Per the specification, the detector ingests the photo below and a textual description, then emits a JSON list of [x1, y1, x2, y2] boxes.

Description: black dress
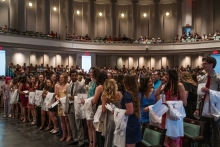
[[183, 82, 198, 119]]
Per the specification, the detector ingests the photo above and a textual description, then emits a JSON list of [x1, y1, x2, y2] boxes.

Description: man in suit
[[66, 70, 86, 147]]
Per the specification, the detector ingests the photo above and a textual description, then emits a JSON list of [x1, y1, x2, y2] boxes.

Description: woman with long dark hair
[[18, 76, 30, 122], [139, 76, 157, 123], [155, 69, 186, 147], [121, 74, 141, 147]]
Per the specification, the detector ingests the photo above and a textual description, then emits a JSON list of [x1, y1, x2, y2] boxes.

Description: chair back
[[184, 118, 204, 138], [141, 124, 166, 146]]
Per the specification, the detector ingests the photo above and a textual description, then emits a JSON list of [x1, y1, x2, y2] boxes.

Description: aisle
[[0, 108, 73, 147]]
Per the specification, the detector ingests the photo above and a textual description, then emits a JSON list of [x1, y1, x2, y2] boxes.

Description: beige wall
[[1, 0, 220, 42]]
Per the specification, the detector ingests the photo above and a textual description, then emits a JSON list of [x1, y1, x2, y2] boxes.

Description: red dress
[[19, 84, 29, 107], [161, 90, 182, 147]]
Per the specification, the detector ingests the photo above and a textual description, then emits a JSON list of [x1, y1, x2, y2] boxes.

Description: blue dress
[[139, 90, 157, 123], [121, 91, 142, 144]]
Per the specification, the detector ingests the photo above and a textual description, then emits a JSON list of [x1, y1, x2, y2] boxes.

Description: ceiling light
[[99, 12, 102, 16], [77, 10, 80, 14], [166, 12, 169, 16], [29, 2, 33, 7], [121, 13, 124, 17], [53, 7, 57, 11], [143, 13, 147, 17]]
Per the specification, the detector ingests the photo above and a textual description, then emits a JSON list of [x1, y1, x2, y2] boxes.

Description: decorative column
[[67, 0, 73, 34], [18, 0, 26, 32], [201, 0, 208, 35], [132, 0, 139, 39], [44, 0, 50, 34], [89, 0, 95, 39], [153, 0, 160, 39], [111, 0, 117, 36], [177, 0, 183, 36]]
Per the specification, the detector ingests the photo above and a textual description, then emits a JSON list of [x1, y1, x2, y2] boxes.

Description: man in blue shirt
[[152, 70, 161, 89]]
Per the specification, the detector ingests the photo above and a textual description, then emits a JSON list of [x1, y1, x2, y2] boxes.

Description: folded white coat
[[149, 105, 161, 127], [209, 90, 220, 121], [113, 108, 128, 147], [165, 101, 185, 138], [34, 90, 43, 106], [9, 89, 19, 104], [82, 97, 94, 120], [28, 92, 36, 105], [45, 92, 54, 108]]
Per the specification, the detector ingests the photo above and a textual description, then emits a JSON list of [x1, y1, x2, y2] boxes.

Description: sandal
[[66, 136, 72, 142], [31, 121, 36, 125], [38, 126, 44, 130], [60, 136, 67, 142], [45, 127, 51, 131]]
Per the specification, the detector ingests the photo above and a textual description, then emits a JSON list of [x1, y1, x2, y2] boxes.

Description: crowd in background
[[1, 56, 220, 147]]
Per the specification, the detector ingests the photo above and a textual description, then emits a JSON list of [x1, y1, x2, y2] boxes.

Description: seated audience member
[[2, 25, 9, 32], [175, 35, 180, 43], [108, 36, 113, 41], [118, 35, 122, 41], [113, 35, 118, 41], [157, 38, 162, 43], [139, 77, 157, 124], [138, 36, 143, 43], [85, 34, 91, 40], [214, 30, 220, 37], [151, 38, 156, 43], [180, 32, 187, 40], [202, 34, 208, 41], [194, 32, 202, 40], [50, 31, 56, 38], [72, 33, 77, 39], [122, 34, 127, 41]]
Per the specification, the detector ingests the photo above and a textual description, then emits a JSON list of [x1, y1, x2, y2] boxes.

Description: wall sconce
[[166, 12, 169, 16], [121, 13, 124, 18], [77, 10, 80, 15], [29, 2, 33, 7], [143, 13, 147, 17], [2, 0, 5, 1], [99, 12, 102, 16], [53, 7, 57, 11]]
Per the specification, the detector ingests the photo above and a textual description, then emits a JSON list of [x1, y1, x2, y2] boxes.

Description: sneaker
[[8, 114, 11, 118]]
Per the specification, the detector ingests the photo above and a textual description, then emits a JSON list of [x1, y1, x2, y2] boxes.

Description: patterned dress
[[58, 86, 67, 116], [161, 90, 182, 147]]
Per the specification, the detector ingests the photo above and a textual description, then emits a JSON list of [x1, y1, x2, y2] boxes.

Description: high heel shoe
[[60, 136, 67, 142], [23, 119, 27, 123], [38, 126, 44, 130]]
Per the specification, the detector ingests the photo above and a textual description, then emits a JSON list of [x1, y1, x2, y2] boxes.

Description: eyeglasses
[[201, 62, 209, 66]]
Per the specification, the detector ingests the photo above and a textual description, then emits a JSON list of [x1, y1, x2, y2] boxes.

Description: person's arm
[[154, 84, 164, 97], [18, 83, 26, 95], [178, 83, 187, 106], [2, 84, 5, 99], [54, 84, 60, 101], [125, 103, 134, 115], [101, 94, 107, 113], [91, 85, 103, 104]]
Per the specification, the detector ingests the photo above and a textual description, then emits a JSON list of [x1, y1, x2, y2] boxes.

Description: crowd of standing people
[[1, 56, 220, 147]]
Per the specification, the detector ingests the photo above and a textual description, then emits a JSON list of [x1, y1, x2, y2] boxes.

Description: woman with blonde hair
[[180, 71, 198, 119], [55, 73, 71, 141], [101, 79, 122, 147], [121, 74, 141, 147]]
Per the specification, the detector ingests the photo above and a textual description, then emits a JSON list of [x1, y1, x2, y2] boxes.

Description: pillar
[[177, 0, 183, 36], [132, 0, 138, 39], [44, 0, 50, 34], [18, 0, 26, 32], [89, 0, 95, 39], [111, 0, 117, 36], [201, 0, 208, 35], [153, 0, 160, 38], [67, 0, 74, 34]]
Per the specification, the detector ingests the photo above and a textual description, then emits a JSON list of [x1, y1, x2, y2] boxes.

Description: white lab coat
[[113, 108, 128, 147], [208, 90, 220, 121]]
